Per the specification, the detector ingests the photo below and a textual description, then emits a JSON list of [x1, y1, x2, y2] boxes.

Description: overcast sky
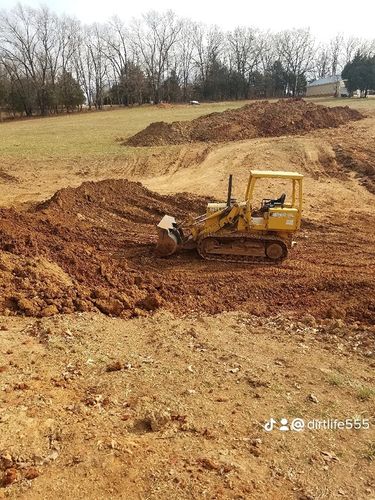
[[1, 0, 374, 41]]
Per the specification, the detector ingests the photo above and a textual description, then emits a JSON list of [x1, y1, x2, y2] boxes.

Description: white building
[[306, 75, 349, 97]]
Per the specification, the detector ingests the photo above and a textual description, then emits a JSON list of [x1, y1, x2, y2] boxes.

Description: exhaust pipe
[[227, 174, 233, 207]]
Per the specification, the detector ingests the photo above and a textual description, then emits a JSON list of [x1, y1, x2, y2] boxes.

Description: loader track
[[197, 233, 289, 264]]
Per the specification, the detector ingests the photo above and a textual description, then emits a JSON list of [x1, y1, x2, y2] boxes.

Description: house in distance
[[306, 75, 350, 97]]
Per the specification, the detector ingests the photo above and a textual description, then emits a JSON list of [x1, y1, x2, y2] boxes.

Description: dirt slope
[[126, 99, 363, 147], [0, 180, 209, 318]]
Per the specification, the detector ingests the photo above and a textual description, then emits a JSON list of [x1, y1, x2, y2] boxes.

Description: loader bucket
[[156, 215, 181, 256]]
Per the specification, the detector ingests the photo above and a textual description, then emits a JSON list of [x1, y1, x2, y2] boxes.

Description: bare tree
[[131, 10, 182, 104], [276, 28, 315, 95], [343, 36, 363, 64], [193, 24, 223, 82], [0, 5, 39, 115], [314, 44, 331, 78], [72, 26, 95, 108], [329, 33, 343, 75], [258, 32, 277, 73], [85, 23, 109, 108], [227, 26, 263, 98], [59, 16, 81, 78], [175, 19, 196, 101], [100, 16, 130, 104]]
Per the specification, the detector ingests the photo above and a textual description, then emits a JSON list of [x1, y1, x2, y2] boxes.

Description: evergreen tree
[[342, 52, 375, 97], [109, 64, 147, 105], [56, 71, 85, 111], [162, 70, 181, 102]]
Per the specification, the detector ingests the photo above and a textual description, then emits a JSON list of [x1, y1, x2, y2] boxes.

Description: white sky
[[1, 0, 374, 41]]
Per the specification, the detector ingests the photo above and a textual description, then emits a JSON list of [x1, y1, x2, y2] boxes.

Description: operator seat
[[269, 193, 286, 207], [251, 193, 287, 217], [262, 193, 286, 209]]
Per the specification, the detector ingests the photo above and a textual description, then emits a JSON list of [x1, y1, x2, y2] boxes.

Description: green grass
[[327, 374, 345, 387], [0, 97, 374, 159], [310, 96, 375, 112], [363, 442, 375, 461], [0, 101, 248, 158], [356, 386, 375, 401], [326, 373, 375, 401]]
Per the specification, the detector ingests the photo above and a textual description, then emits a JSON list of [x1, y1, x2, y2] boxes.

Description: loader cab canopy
[[246, 169, 303, 214], [249, 170, 303, 180]]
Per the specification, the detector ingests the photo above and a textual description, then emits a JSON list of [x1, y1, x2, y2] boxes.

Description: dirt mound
[[0, 178, 374, 322], [126, 99, 363, 147], [0, 179, 209, 318]]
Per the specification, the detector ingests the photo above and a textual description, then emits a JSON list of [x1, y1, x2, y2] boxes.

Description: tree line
[[0, 5, 374, 117]]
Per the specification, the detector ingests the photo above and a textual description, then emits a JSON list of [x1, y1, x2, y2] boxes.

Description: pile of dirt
[[0, 178, 374, 322], [126, 99, 363, 147], [0, 179, 209, 319]]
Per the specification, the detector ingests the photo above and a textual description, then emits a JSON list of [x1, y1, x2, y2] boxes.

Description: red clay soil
[[334, 144, 375, 194], [0, 179, 374, 323], [126, 99, 363, 147]]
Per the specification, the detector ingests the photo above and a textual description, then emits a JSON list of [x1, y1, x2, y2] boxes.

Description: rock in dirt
[[17, 297, 37, 316], [308, 393, 319, 404], [95, 298, 124, 316], [136, 293, 162, 311], [42, 304, 59, 316], [24, 467, 39, 480], [147, 409, 171, 432], [0, 453, 13, 469], [300, 314, 317, 327], [106, 361, 123, 372], [1, 468, 18, 486]]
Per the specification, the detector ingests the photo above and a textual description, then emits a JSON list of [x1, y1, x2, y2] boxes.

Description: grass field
[[1, 97, 374, 159], [0, 101, 246, 157]]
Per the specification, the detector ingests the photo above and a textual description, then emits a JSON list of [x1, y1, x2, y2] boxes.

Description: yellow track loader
[[156, 170, 303, 263]]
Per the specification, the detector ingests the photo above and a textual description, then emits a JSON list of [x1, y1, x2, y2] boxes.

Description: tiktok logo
[[264, 417, 305, 432], [264, 418, 277, 432]]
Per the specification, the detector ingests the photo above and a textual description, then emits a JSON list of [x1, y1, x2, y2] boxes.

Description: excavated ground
[[0, 178, 374, 326], [126, 99, 363, 146], [1, 101, 375, 500]]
